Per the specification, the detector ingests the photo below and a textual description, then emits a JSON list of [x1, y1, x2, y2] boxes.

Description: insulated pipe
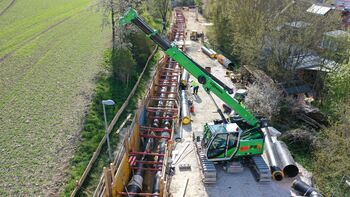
[[262, 128, 284, 181], [180, 90, 191, 125], [217, 54, 234, 68], [209, 49, 217, 58], [274, 140, 299, 177], [292, 180, 322, 197]]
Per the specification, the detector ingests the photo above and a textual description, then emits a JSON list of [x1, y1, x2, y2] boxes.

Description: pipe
[[152, 132, 170, 197], [274, 140, 299, 177], [201, 46, 215, 58], [181, 70, 189, 87], [152, 57, 178, 195], [292, 180, 322, 197], [216, 54, 234, 68], [181, 90, 191, 125], [262, 128, 284, 181], [126, 137, 154, 196]]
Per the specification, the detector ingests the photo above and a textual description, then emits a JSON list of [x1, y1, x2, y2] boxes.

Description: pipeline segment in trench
[[123, 8, 186, 197]]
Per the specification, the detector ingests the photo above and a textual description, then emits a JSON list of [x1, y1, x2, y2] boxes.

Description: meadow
[[0, 0, 110, 195]]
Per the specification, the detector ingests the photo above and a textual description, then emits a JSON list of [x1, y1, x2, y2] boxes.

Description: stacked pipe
[[262, 128, 284, 181]]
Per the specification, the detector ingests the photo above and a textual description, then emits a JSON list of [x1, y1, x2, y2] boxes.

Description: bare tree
[[100, 0, 138, 48], [245, 81, 283, 120]]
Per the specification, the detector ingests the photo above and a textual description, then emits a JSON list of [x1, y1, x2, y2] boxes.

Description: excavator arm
[[119, 8, 260, 128]]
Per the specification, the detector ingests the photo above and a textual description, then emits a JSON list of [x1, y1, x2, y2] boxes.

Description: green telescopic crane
[[120, 8, 266, 161]]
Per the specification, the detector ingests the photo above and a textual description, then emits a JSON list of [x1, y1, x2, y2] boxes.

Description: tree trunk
[[110, 0, 116, 48]]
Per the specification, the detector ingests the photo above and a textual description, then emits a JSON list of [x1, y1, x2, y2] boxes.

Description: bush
[[313, 100, 350, 196]]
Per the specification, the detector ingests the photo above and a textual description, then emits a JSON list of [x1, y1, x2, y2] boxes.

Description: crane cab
[[201, 122, 264, 162]]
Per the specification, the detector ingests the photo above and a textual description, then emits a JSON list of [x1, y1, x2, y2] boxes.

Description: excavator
[[119, 8, 268, 165]]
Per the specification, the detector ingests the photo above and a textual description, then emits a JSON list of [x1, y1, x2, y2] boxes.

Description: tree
[[147, 0, 171, 32], [321, 60, 350, 115], [205, 0, 342, 81], [99, 0, 118, 48], [313, 99, 350, 196], [111, 48, 136, 86], [244, 81, 282, 120]]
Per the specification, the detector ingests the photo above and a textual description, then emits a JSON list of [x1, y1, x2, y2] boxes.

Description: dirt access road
[[169, 8, 311, 197]]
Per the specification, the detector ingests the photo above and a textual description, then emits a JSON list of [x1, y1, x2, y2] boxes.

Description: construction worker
[[190, 79, 199, 95]]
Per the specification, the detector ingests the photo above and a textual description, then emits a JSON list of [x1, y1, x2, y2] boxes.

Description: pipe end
[[271, 166, 284, 181], [284, 165, 299, 178], [182, 116, 191, 125]]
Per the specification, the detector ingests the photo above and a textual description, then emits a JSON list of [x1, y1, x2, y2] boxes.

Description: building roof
[[307, 4, 333, 15], [293, 55, 338, 72]]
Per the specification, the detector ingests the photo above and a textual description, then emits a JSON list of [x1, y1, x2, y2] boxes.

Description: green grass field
[[0, 0, 110, 195]]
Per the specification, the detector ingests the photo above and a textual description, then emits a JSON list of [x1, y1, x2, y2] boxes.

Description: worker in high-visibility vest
[[190, 79, 199, 95]]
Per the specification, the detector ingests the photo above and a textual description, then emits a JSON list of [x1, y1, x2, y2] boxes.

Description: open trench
[[119, 8, 187, 197]]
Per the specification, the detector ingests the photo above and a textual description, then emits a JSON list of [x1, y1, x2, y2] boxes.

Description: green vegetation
[[62, 2, 159, 194], [0, 0, 161, 196], [313, 61, 350, 196], [0, 0, 110, 195], [202, 0, 350, 195], [63, 47, 158, 196]]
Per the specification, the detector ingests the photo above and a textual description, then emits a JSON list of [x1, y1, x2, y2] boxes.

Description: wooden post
[[110, 163, 116, 184], [104, 167, 112, 197]]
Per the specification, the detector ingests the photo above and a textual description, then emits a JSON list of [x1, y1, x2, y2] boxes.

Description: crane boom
[[119, 8, 260, 128]]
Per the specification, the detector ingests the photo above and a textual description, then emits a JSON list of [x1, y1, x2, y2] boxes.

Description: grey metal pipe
[[181, 70, 189, 87], [262, 128, 284, 181], [180, 90, 190, 125], [201, 46, 215, 58], [152, 58, 177, 196], [152, 132, 170, 196], [274, 140, 299, 177]]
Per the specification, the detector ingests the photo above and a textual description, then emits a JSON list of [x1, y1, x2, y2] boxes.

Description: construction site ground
[[169, 9, 311, 197]]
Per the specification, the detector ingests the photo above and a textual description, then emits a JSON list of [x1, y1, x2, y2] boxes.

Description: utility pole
[[102, 99, 115, 162]]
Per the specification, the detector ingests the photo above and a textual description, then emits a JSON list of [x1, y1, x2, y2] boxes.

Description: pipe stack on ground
[[201, 46, 216, 59], [262, 128, 284, 181], [180, 90, 190, 125], [292, 180, 322, 197], [274, 140, 299, 177], [216, 54, 234, 68]]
